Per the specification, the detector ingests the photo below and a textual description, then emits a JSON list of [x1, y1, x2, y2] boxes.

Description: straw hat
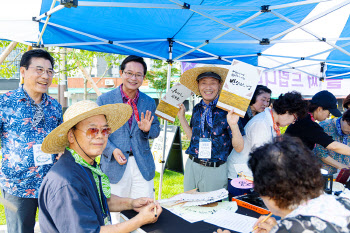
[[180, 66, 229, 96], [42, 100, 132, 154]]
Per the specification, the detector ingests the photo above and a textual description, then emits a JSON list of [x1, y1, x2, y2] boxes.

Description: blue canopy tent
[[2, 0, 350, 78], [1, 0, 350, 197]]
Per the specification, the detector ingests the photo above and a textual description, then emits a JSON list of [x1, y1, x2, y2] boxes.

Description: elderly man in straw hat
[[178, 67, 244, 192], [38, 100, 162, 233]]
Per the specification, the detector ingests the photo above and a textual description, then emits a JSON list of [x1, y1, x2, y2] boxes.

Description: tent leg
[[158, 41, 173, 200], [0, 41, 18, 66]]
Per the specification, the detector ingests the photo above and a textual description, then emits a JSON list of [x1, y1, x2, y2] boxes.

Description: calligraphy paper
[[217, 59, 262, 117], [155, 83, 192, 123]]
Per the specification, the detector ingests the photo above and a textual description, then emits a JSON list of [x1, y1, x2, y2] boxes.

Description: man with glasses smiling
[[0, 49, 62, 233], [97, 55, 160, 206]]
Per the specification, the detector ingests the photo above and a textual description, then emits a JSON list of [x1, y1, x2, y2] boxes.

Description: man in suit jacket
[[97, 55, 160, 200]]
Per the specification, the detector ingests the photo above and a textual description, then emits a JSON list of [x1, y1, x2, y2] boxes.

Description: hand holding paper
[[155, 83, 192, 123], [227, 109, 239, 126]]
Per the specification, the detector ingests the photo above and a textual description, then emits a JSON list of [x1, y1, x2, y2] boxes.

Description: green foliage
[[0, 41, 27, 79], [52, 48, 125, 80], [169, 114, 192, 150], [0, 40, 125, 82], [154, 170, 184, 199], [145, 60, 180, 99], [169, 114, 191, 134]]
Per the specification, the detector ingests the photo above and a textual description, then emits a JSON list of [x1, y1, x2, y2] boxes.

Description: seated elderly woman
[[218, 135, 350, 233]]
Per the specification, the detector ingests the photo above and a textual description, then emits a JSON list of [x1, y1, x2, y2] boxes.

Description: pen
[[252, 213, 272, 231], [153, 188, 157, 217]]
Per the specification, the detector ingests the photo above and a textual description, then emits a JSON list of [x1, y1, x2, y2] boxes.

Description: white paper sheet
[[165, 201, 238, 223], [204, 209, 258, 233], [158, 188, 228, 206]]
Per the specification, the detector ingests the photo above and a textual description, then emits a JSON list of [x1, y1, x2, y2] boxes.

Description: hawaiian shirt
[[0, 86, 63, 198], [185, 101, 245, 162], [314, 118, 350, 174]]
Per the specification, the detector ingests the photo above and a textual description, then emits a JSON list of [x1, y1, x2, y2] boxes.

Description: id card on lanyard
[[198, 138, 212, 159], [33, 144, 53, 166]]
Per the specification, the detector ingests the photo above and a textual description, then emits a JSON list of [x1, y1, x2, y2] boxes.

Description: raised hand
[[177, 104, 186, 119], [138, 110, 154, 133], [227, 109, 239, 126]]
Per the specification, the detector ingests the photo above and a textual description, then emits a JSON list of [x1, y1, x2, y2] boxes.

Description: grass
[[0, 169, 184, 225]]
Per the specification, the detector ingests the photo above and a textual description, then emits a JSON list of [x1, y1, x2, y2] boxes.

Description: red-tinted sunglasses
[[75, 127, 112, 139]]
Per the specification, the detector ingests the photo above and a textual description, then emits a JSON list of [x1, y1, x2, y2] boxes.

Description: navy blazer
[[97, 87, 160, 183]]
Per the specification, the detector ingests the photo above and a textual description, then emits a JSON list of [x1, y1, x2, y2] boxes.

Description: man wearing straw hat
[[178, 66, 244, 192], [0, 49, 62, 233], [38, 100, 162, 232]]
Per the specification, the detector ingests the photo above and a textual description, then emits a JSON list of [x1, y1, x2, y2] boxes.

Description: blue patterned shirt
[[0, 86, 62, 198], [314, 118, 350, 174], [185, 101, 245, 162]]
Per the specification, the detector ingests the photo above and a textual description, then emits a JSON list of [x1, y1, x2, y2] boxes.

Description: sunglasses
[[75, 127, 112, 139]]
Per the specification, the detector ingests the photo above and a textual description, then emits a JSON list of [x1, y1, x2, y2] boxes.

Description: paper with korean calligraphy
[[165, 201, 238, 223], [155, 83, 192, 123], [204, 209, 258, 233], [158, 188, 228, 207], [217, 60, 262, 117]]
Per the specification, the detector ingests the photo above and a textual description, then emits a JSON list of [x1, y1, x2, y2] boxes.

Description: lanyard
[[270, 109, 281, 136], [78, 164, 110, 220]]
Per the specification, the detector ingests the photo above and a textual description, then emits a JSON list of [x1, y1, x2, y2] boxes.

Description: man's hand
[[132, 197, 154, 212], [177, 104, 186, 119], [252, 215, 277, 233], [136, 202, 162, 225], [216, 229, 230, 233], [227, 109, 239, 126], [138, 110, 154, 133], [112, 148, 127, 165]]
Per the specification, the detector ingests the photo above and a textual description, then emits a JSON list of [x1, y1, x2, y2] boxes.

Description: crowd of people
[[1, 49, 350, 233]]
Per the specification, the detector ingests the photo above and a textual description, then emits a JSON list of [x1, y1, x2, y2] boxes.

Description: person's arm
[[227, 109, 244, 153], [314, 143, 348, 170], [252, 215, 277, 233], [177, 104, 192, 140], [102, 196, 162, 233], [327, 141, 350, 156], [100, 202, 161, 233], [321, 156, 348, 170]]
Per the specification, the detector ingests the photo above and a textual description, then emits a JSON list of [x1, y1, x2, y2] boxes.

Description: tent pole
[[36, 0, 57, 46], [158, 39, 173, 200], [0, 41, 18, 66]]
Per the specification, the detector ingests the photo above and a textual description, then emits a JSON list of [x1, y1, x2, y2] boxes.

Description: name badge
[[198, 138, 212, 159], [33, 144, 53, 166], [104, 217, 111, 225]]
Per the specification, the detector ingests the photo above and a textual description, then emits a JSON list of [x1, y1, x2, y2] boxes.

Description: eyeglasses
[[75, 127, 112, 139], [292, 114, 298, 123], [27, 66, 56, 77], [123, 71, 144, 79]]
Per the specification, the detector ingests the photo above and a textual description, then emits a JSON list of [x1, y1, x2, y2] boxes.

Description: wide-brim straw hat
[[180, 66, 229, 96], [42, 100, 132, 154]]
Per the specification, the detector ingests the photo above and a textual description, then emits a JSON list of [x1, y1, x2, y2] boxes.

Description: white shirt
[[227, 108, 276, 179]]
